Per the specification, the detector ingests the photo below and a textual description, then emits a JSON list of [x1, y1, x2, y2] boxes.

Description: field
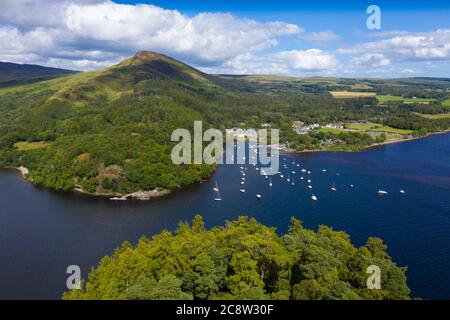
[[377, 95, 435, 104], [413, 113, 450, 120], [317, 128, 348, 134], [14, 141, 52, 151], [346, 122, 413, 134], [442, 99, 450, 107], [330, 91, 376, 98]]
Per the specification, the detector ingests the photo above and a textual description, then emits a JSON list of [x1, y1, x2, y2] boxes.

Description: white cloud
[[299, 30, 340, 42], [0, 0, 304, 70], [339, 29, 450, 63], [206, 49, 339, 75], [351, 53, 390, 67]]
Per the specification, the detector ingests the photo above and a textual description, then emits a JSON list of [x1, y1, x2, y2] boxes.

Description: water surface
[[0, 133, 449, 299]]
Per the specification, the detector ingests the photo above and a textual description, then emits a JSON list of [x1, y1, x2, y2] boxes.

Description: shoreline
[[282, 129, 449, 155], [6, 130, 448, 200]]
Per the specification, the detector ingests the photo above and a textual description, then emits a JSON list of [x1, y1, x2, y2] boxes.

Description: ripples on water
[[0, 133, 448, 299]]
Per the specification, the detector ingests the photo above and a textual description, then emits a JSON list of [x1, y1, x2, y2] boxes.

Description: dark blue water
[[0, 133, 449, 300]]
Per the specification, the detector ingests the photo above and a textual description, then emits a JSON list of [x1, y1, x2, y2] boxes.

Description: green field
[[442, 99, 450, 107], [413, 112, 450, 120], [317, 128, 348, 134], [346, 122, 413, 134], [377, 95, 435, 104], [330, 91, 376, 98], [14, 141, 52, 151]]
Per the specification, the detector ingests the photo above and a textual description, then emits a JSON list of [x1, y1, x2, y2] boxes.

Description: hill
[[0, 51, 449, 196], [0, 61, 75, 87], [63, 215, 411, 300]]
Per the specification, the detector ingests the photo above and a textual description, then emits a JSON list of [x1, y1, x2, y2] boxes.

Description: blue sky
[[1, 0, 449, 77]]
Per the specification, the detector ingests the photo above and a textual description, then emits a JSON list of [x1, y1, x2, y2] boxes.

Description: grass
[[413, 112, 450, 119], [442, 99, 450, 107], [346, 122, 413, 134], [14, 141, 52, 151], [318, 128, 348, 134], [377, 95, 435, 104], [330, 91, 376, 99]]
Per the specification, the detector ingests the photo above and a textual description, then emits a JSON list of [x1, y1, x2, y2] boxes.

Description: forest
[[62, 215, 411, 300]]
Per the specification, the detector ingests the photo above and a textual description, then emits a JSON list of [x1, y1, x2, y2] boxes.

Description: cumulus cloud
[[299, 30, 340, 42], [0, 0, 306, 71], [351, 53, 390, 67], [208, 49, 339, 75], [339, 29, 450, 63]]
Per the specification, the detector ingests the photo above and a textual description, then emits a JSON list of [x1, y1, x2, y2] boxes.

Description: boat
[[301, 169, 306, 173], [241, 181, 245, 185], [287, 174, 290, 182], [378, 190, 388, 195], [350, 184, 354, 188], [307, 171, 311, 175], [311, 194, 318, 201], [213, 181, 219, 192], [280, 174, 284, 178], [322, 169, 327, 172], [300, 177, 304, 180], [109, 197, 127, 201], [269, 178, 272, 187], [214, 189, 222, 201], [256, 194, 262, 199], [308, 185, 313, 189], [240, 189, 246, 193], [291, 182, 295, 186], [331, 183, 337, 191], [307, 179, 311, 183], [400, 189, 406, 194]]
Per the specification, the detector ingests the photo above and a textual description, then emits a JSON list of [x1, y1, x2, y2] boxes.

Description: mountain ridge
[[0, 61, 76, 87]]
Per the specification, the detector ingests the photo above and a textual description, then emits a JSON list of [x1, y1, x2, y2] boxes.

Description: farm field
[[346, 122, 414, 134], [377, 95, 435, 104], [329, 91, 376, 98], [413, 112, 450, 119]]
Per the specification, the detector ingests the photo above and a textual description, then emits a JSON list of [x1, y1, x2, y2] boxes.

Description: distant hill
[[0, 62, 76, 87]]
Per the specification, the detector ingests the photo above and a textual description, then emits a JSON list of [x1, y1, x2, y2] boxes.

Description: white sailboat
[[378, 190, 388, 195], [331, 183, 337, 191], [213, 181, 219, 192], [269, 178, 272, 187], [214, 189, 222, 201], [400, 189, 406, 194], [311, 194, 318, 201], [240, 189, 246, 193], [308, 185, 313, 189], [256, 194, 262, 199]]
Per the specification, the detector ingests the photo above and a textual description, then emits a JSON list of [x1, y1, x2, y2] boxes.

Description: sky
[[1, 0, 449, 78]]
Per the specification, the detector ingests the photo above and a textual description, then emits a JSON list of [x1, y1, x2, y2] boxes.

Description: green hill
[[63, 215, 411, 300], [0, 51, 222, 195], [0, 61, 75, 87]]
